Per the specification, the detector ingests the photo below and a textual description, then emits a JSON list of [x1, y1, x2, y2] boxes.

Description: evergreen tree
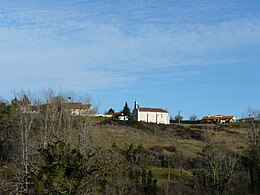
[[31, 141, 98, 194], [107, 108, 115, 115], [123, 102, 131, 117]]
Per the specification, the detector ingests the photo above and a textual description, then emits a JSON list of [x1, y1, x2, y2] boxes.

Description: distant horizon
[[1, 1, 260, 120], [0, 88, 257, 120]]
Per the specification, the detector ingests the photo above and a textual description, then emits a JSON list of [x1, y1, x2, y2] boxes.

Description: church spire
[[134, 100, 139, 109]]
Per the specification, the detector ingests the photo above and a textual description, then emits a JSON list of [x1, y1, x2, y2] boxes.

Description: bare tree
[[245, 107, 260, 194], [2, 88, 97, 193], [243, 106, 260, 120], [39, 88, 95, 151], [195, 139, 239, 194], [10, 91, 38, 194], [189, 114, 197, 121], [39, 88, 74, 146], [175, 111, 183, 125]]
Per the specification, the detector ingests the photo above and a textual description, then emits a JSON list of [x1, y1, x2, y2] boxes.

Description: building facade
[[132, 101, 170, 124], [202, 114, 236, 123], [64, 102, 92, 116]]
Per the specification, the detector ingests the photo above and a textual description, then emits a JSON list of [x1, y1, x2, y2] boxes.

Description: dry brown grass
[[210, 127, 250, 155], [90, 120, 250, 158], [89, 122, 249, 161], [91, 125, 176, 149], [88, 120, 252, 193]]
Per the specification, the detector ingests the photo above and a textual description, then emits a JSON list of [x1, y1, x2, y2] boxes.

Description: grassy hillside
[[90, 119, 252, 193], [92, 119, 249, 156], [0, 110, 256, 194], [1, 94, 258, 194]]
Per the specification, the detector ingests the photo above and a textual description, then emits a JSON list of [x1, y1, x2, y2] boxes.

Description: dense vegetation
[[0, 91, 260, 194]]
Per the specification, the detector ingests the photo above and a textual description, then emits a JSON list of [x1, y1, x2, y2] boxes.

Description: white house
[[202, 114, 236, 123], [132, 101, 170, 124], [118, 115, 129, 121], [64, 102, 92, 116]]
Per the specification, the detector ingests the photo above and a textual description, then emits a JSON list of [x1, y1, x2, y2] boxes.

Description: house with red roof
[[132, 101, 170, 124], [202, 114, 236, 124], [113, 111, 129, 121]]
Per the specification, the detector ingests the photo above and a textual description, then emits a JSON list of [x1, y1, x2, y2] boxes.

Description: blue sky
[[0, 0, 260, 119]]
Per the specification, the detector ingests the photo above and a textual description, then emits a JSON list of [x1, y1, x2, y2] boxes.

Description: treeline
[[0, 90, 260, 194], [0, 90, 159, 194]]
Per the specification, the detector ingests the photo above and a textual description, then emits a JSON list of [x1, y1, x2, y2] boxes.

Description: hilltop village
[[29, 99, 240, 124], [96, 101, 244, 125], [20, 95, 255, 126], [0, 92, 259, 194]]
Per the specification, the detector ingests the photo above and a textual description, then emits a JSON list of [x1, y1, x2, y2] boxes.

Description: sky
[[0, 0, 260, 119]]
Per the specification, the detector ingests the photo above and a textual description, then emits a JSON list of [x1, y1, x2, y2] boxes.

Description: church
[[132, 101, 170, 124]]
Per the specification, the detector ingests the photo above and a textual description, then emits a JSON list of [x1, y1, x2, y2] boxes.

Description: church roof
[[138, 108, 168, 113]]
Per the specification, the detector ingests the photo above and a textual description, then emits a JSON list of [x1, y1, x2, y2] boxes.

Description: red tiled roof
[[202, 115, 235, 120], [113, 112, 124, 117], [138, 108, 168, 113]]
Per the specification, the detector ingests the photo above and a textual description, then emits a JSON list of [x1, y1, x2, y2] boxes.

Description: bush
[[175, 128, 205, 141], [149, 146, 164, 152], [31, 141, 101, 194], [0, 141, 13, 162], [164, 145, 177, 153]]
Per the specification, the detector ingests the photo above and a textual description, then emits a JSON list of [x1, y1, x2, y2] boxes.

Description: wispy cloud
[[0, 0, 260, 96]]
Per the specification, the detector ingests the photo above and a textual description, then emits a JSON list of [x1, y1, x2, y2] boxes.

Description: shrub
[[164, 145, 177, 153], [31, 141, 101, 194], [149, 146, 164, 152], [0, 141, 13, 162]]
